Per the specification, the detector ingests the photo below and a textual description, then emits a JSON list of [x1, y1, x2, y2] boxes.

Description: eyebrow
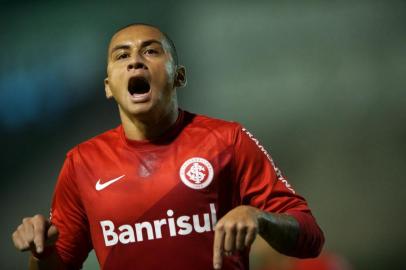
[[110, 39, 163, 55]]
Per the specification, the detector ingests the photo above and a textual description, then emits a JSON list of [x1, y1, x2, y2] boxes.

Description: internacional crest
[[179, 157, 214, 189]]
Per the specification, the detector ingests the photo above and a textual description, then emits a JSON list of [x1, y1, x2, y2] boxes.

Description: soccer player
[[12, 24, 324, 270]]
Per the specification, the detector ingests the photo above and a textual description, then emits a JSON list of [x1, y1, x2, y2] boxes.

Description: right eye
[[116, 53, 129, 60]]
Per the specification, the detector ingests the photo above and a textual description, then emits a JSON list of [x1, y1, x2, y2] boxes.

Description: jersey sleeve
[[50, 151, 92, 269], [233, 126, 324, 257], [233, 126, 308, 213]]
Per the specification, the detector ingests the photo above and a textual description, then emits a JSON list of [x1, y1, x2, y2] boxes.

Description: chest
[[76, 142, 235, 225]]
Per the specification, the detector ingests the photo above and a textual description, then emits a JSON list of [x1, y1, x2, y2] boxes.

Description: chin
[[121, 102, 155, 117], [129, 105, 153, 115]]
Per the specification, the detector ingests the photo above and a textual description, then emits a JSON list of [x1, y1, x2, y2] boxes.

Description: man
[[12, 24, 324, 270]]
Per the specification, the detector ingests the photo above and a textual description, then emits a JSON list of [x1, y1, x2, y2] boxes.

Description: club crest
[[179, 157, 214, 189]]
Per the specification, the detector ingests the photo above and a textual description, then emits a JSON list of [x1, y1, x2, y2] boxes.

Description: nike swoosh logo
[[95, 175, 126, 191]]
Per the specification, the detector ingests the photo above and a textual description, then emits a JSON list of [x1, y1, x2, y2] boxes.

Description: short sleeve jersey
[[50, 110, 312, 270]]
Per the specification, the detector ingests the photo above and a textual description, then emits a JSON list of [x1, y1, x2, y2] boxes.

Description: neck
[[119, 104, 179, 141]]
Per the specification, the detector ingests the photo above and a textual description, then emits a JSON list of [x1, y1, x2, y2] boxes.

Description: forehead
[[109, 25, 166, 52]]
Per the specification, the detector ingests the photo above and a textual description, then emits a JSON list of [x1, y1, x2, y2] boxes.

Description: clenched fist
[[12, 214, 58, 255]]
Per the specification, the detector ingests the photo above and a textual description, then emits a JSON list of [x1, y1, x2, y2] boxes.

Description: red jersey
[[50, 110, 320, 270]]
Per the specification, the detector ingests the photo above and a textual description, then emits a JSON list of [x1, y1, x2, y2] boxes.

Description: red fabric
[[50, 153, 92, 269], [235, 127, 324, 259], [287, 211, 325, 258], [50, 110, 323, 269]]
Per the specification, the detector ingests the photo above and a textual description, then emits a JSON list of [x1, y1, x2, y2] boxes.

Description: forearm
[[257, 212, 299, 255], [29, 247, 68, 270], [257, 211, 324, 258]]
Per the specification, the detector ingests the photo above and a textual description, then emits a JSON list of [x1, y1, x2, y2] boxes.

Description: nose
[[127, 53, 148, 71], [127, 62, 147, 71]]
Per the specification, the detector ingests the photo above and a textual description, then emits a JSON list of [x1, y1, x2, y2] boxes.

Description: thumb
[[45, 224, 59, 246]]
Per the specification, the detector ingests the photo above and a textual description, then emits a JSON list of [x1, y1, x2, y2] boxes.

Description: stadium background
[[1, 1, 405, 269]]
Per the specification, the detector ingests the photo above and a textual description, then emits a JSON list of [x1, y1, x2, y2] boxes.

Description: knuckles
[[11, 231, 18, 241], [215, 220, 258, 236], [214, 223, 224, 232], [21, 214, 44, 225], [236, 222, 247, 231], [33, 214, 44, 221], [224, 223, 237, 232], [22, 217, 30, 224], [13, 214, 47, 250]]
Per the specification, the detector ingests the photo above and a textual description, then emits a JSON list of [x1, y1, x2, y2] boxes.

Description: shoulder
[[66, 126, 122, 160], [183, 110, 243, 144]]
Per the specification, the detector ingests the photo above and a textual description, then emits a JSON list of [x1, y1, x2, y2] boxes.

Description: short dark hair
[[113, 23, 179, 65]]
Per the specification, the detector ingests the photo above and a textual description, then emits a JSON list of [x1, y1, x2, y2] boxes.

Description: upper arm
[[233, 126, 310, 213], [50, 152, 92, 269], [232, 126, 325, 256]]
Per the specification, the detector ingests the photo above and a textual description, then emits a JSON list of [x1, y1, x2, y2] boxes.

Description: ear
[[104, 78, 113, 99], [174, 65, 187, 88]]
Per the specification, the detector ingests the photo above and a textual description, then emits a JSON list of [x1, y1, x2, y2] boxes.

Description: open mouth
[[128, 76, 150, 95]]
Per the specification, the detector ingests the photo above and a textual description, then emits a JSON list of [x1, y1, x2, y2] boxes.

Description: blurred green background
[[1, 1, 405, 269]]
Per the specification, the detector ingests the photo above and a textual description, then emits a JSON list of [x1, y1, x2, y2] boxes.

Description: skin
[[12, 25, 300, 270], [104, 25, 186, 140], [212, 206, 299, 269], [11, 215, 65, 269]]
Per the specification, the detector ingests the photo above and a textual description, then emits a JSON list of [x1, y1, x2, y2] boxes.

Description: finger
[[223, 224, 236, 253], [21, 219, 35, 242], [32, 219, 46, 253], [213, 224, 225, 269], [46, 224, 59, 246], [235, 224, 247, 251], [21, 221, 36, 250], [12, 231, 23, 250], [12, 230, 30, 251], [244, 226, 257, 248]]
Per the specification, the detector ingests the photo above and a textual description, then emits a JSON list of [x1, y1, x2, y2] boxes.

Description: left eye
[[145, 49, 157, 55]]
